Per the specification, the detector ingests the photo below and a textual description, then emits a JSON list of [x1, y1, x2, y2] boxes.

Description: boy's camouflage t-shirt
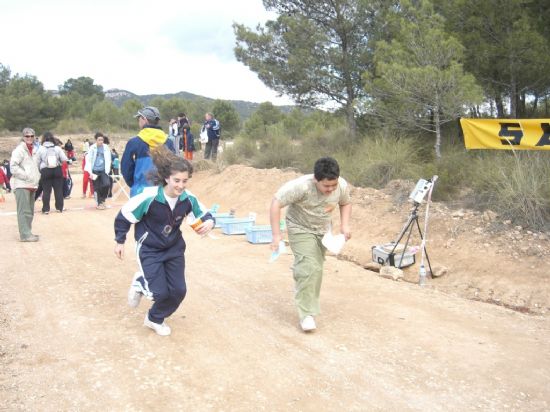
[[275, 174, 351, 235]]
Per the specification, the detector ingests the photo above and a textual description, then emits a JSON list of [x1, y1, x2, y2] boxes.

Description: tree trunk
[[521, 91, 527, 117], [531, 93, 539, 117], [434, 109, 442, 160], [495, 94, 505, 118], [510, 73, 517, 118], [345, 101, 357, 137]]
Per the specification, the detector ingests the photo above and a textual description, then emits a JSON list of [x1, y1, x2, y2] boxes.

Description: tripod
[[388, 202, 433, 275]]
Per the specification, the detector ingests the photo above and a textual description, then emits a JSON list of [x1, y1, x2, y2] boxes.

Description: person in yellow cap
[[120, 106, 176, 197]]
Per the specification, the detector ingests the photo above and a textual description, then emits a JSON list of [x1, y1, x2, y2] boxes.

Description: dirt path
[[1, 171, 549, 411]]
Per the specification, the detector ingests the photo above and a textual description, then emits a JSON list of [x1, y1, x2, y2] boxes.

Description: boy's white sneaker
[[144, 314, 171, 336], [300, 315, 316, 332]]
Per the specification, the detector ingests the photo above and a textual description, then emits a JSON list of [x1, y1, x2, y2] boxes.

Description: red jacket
[[0, 167, 7, 185], [61, 161, 69, 179]]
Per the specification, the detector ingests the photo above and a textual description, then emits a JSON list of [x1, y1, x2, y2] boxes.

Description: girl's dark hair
[[149, 146, 193, 186], [41, 131, 55, 144]]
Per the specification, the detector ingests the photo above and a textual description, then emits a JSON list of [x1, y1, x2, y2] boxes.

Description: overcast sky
[[0, 0, 293, 105]]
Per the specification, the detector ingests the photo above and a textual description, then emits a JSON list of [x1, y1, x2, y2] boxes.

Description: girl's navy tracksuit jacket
[[114, 185, 214, 324]]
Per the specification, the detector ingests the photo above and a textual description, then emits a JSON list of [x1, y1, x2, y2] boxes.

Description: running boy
[[269, 157, 352, 332], [114, 147, 215, 336]]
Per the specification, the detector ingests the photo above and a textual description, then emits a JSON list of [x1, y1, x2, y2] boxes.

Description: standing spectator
[[36, 132, 68, 214], [10, 128, 41, 241], [167, 118, 178, 153], [102, 136, 114, 198], [202, 112, 220, 160], [269, 157, 352, 332], [81, 152, 94, 198], [121, 106, 175, 197], [114, 146, 215, 336], [176, 113, 190, 156], [85, 132, 111, 210], [0, 165, 7, 202], [33, 136, 41, 152], [60, 139, 73, 200], [111, 148, 120, 178], [64, 138, 76, 161], [82, 138, 90, 154], [1, 159, 11, 192]]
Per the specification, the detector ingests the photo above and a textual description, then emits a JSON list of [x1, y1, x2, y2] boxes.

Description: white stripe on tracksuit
[[132, 231, 153, 299]]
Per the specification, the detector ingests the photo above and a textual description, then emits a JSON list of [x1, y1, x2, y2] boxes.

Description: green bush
[[299, 124, 353, 173], [193, 118, 550, 230], [470, 152, 550, 228], [421, 145, 475, 201], [253, 134, 301, 169], [339, 134, 423, 188], [220, 143, 241, 165], [231, 137, 259, 163]]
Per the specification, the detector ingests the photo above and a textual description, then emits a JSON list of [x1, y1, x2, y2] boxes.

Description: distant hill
[[104, 89, 296, 120]]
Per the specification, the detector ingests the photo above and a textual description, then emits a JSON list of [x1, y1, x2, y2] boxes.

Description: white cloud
[[0, 0, 292, 104]]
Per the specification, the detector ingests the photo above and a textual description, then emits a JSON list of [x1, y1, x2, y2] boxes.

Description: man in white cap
[[10, 127, 41, 241], [121, 106, 175, 197]]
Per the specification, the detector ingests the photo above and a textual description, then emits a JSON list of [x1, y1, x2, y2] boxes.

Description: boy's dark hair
[[94, 132, 104, 139], [313, 157, 340, 181]]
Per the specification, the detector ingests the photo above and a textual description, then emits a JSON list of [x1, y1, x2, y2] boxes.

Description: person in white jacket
[[85, 132, 112, 210], [36, 132, 68, 214], [10, 128, 41, 241]]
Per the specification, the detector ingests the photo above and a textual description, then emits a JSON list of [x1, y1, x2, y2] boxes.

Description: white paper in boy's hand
[[269, 241, 286, 263], [322, 231, 346, 254]]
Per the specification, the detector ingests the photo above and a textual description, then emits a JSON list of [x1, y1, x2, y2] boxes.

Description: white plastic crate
[[220, 217, 256, 235], [212, 212, 235, 228], [245, 225, 273, 244]]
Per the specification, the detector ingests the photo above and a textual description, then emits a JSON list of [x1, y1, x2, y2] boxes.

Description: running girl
[[114, 147, 214, 336]]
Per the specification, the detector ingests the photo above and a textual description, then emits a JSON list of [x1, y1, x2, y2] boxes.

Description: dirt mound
[[191, 165, 550, 315]]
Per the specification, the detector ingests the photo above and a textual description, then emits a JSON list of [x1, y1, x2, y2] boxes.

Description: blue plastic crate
[[245, 225, 273, 244], [212, 212, 235, 228], [220, 217, 256, 235]]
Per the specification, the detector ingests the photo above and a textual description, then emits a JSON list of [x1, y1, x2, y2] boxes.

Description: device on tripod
[[372, 177, 438, 276]]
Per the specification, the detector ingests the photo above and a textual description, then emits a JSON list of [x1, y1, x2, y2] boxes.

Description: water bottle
[[419, 264, 427, 286]]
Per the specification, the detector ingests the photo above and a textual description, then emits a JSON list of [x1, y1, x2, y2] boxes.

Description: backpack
[[46, 146, 59, 168]]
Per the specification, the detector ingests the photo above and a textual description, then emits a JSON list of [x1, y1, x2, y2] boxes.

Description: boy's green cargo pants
[[288, 232, 326, 320]]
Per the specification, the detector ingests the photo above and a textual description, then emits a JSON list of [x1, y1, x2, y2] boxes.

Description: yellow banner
[[460, 118, 550, 150]]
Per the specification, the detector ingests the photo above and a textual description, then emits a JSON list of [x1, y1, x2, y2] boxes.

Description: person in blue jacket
[[114, 146, 215, 336], [202, 112, 221, 160], [121, 106, 176, 197]]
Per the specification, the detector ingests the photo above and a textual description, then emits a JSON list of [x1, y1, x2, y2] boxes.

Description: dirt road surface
[[1, 167, 549, 411]]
